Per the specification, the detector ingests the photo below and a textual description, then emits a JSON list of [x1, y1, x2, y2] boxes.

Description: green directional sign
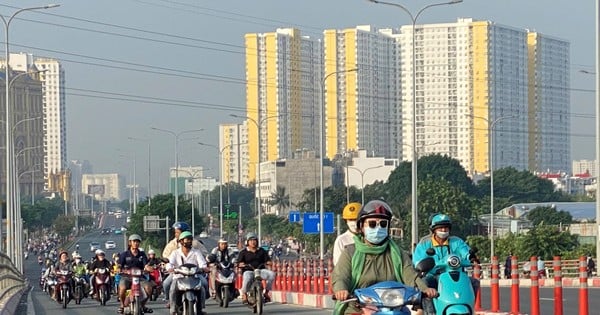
[[224, 211, 238, 219], [223, 203, 238, 220]]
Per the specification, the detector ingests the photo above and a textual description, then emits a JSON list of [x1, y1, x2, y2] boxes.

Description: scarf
[[334, 236, 404, 315]]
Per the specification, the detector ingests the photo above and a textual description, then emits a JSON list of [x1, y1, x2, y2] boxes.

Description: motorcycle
[[93, 267, 112, 305], [422, 248, 476, 315], [148, 264, 164, 301], [72, 274, 87, 305], [121, 268, 144, 315], [172, 263, 206, 315], [337, 281, 424, 315], [245, 265, 267, 315], [214, 260, 238, 308], [55, 269, 73, 309]]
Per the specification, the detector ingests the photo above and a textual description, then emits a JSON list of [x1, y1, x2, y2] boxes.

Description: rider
[[165, 231, 209, 315], [412, 213, 480, 313], [52, 250, 74, 301], [207, 238, 237, 298], [162, 221, 207, 307], [71, 251, 90, 297], [116, 234, 154, 314], [331, 200, 437, 315], [237, 232, 275, 304], [332, 202, 361, 265], [88, 249, 113, 297]]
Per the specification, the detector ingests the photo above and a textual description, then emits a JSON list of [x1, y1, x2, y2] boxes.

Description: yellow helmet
[[342, 202, 362, 220]]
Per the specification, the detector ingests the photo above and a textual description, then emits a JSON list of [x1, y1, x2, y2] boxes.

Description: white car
[[199, 231, 208, 238], [104, 241, 116, 250], [90, 242, 100, 252]]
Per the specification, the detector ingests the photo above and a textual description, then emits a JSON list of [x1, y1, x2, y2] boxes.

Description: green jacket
[[331, 242, 429, 314]]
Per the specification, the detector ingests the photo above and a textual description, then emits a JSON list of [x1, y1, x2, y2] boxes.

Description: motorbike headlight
[[448, 255, 461, 268], [131, 269, 142, 276], [374, 288, 405, 307], [98, 268, 106, 274]]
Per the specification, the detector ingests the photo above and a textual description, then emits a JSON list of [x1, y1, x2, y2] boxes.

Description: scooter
[[148, 264, 164, 301], [245, 265, 267, 315], [423, 248, 476, 315], [55, 269, 73, 309], [214, 260, 238, 308], [173, 263, 206, 315], [93, 267, 111, 306], [121, 267, 144, 315], [337, 281, 423, 315], [72, 274, 86, 305]]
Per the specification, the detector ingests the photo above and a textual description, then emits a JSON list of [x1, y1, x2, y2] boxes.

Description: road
[[24, 213, 330, 315]]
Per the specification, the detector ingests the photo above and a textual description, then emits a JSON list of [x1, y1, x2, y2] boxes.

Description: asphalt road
[[23, 214, 331, 315]]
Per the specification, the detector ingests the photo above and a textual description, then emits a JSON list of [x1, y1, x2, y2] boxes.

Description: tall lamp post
[[128, 137, 152, 206], [347, 165, 383, 204], [470, 114, 514, 260], [320, 69, 357, 260], [151, 127, 203, 222], [1, 4, 59, 261], [367, 0, 462, 250], [198, 141, 243, 238]]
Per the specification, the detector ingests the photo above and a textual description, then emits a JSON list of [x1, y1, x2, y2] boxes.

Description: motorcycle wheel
[[74, 285, 81, 304], [132, 296, 141, 315], [151, 287, 159, 301], [99, 286, 106, 306], [222, 286, 230, 308], [254, 286, 263, 315], [183, 299, 194, 315], [62, 287, 68, 309]]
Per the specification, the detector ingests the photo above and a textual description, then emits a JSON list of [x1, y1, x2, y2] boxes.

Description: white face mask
[[347, 220, 358, 233], [436, 231, 450, 239]]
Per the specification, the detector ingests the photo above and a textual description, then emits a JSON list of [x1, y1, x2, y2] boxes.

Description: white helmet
[[148, 249, 155, 255], [95, 249, 105, 256], [72, 251, 81, 259]]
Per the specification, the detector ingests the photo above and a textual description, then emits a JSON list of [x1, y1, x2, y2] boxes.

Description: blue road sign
[[288, 211, 301, 223], [302, 212, 334, 234]]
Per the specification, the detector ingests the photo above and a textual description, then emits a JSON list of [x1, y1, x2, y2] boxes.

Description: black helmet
[[357, 200, 393, 230]]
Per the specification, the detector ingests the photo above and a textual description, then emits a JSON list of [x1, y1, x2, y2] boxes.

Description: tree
[[520, 225, 578, 260], [269, 185, 290, 215], [526, 206, 573, 226], [53, 215, 75, 239]]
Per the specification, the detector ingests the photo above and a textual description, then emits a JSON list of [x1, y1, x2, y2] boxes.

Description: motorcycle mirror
[[415, 257, 435, 274], [425, 248, 435, 256], [469, 247, 478, 255]]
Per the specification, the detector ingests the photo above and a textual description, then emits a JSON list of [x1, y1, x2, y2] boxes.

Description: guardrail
[[0, 252, 27, 315], [477, 259, 591, 279]]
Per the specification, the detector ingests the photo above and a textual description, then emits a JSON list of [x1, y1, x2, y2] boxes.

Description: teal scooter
[[424, 248, 476, 315]]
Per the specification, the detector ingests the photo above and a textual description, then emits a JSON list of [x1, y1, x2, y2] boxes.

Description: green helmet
[[245, 232, 258, 241], [178, 231, 193, 240]]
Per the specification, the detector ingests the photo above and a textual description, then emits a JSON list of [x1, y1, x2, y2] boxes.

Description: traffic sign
[[302, 212, 334, 234], [288, 211, 301, 223]]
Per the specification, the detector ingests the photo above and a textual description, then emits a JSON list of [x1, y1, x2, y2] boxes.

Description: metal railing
[[0, 251, 26, 314]]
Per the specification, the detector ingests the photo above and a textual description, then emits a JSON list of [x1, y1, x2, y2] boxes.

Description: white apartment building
[[573, 160, 598, 177], [81, 173, 124, 201], [219, 123, 246, 185], [345, 150, 398, 192], [4, 53, 67, 185], [244, 28, 323, 184]]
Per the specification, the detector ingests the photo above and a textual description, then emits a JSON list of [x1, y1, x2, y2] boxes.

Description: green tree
[[520, 225, 578, 260], [22, 197, 66, 229], [53, 215, 75, 239], [269, 185, 290, 215], [526, 206, 573, 226]]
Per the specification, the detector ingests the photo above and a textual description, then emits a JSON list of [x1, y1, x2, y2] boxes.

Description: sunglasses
[[365, 220, 388, 229]]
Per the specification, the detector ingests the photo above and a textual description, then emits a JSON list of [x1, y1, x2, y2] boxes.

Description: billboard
[[87, 184, 105, 195]]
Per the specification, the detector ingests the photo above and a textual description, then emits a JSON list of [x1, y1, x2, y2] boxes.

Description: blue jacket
[[412, 235, 471, 276]]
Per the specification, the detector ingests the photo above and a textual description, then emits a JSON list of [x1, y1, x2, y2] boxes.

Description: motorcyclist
[[161, 221, 207, 307], [75, 243, 80, 251], [52, 250, 74, 301], [331, 200, 436, 315], [332, 202, 361, 266], [412, 213, 480, 314], [207, 238, 237, 298], [147, 249, 162, 267], [71, 251, 90, 297], [116, 234, 154, 314], [88, 249, 112, 297], [237, 232, 275, 304], [165, 231, 209, 315]]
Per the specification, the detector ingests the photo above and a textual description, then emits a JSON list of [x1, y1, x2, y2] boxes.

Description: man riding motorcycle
[[52, 250, 74, 301], [116, 234, 154, 314], [88, 249, 113, 297], [237, 232, 275, 304], [207, 238, 237, 298]]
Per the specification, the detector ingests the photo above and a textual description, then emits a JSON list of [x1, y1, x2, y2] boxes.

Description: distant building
[[344, 150, 398, 191], [81, 173, 124, 201], [219, 123, 245, 185], [573, 160, 598, 178]]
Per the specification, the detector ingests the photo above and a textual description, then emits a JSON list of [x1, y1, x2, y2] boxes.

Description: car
[[105, 241, 116, 250], [199, 231, 208, 238], [90, 242, 100, 252], [114, 229, 122, 235], [126, 216, 131, 223]]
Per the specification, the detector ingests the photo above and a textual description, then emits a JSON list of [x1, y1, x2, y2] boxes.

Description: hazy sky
[[2, 0, 596, 192]]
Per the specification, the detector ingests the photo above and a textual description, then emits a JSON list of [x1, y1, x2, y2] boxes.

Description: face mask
[[436, 231, 450, 239], [75, 259, 81, 264], [183, 242, 193, 249], [363, 226, 388, 244], [347, 221, 358, 233]]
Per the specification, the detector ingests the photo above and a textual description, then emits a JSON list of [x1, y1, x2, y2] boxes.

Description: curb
[[27, 286, 35, 315]]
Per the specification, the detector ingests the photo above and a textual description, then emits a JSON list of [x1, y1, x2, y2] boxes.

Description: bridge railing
[[0, 252, 27, 314]]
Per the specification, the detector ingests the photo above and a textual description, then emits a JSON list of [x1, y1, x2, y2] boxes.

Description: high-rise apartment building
[[219, 123, 245, 185], [4, 53, 67, 187], [244, 28, 323, 183]]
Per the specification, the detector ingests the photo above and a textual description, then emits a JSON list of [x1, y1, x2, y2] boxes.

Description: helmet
[[112, 253, 119, 259], [178, 231, 193, 240], [172, 221, 190, 231], [59, 250, 69, 258], [430, 213, 452, 231], [218, 238, 228, 244], [342, 202, 362, 220], [72, 251, 81, 258], [128, 234, 142, 242], [95, 249, 105, 256], [245, 232, 258, 241], [357, 200, 393, 230], [148, 249, 155, 255]]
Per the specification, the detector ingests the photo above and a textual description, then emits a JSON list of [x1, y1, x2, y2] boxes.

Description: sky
[[2, 0, 596, 194]]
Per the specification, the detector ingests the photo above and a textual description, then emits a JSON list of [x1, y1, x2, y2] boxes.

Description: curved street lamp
[[367, 0, 463, 250], [347, 165, 384, 204]]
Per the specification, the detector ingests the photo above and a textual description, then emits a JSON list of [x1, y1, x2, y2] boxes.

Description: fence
[[0, 252, 27, 315]]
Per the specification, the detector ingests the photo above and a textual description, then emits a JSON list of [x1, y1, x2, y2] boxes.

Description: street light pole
[[320, 68, 358, 260], [596, 0, 600, 268], [368, 0, 462, 251], [128, 137, 152, 206], [151, 127, 203, 222], [347, 165, 384, 204]]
